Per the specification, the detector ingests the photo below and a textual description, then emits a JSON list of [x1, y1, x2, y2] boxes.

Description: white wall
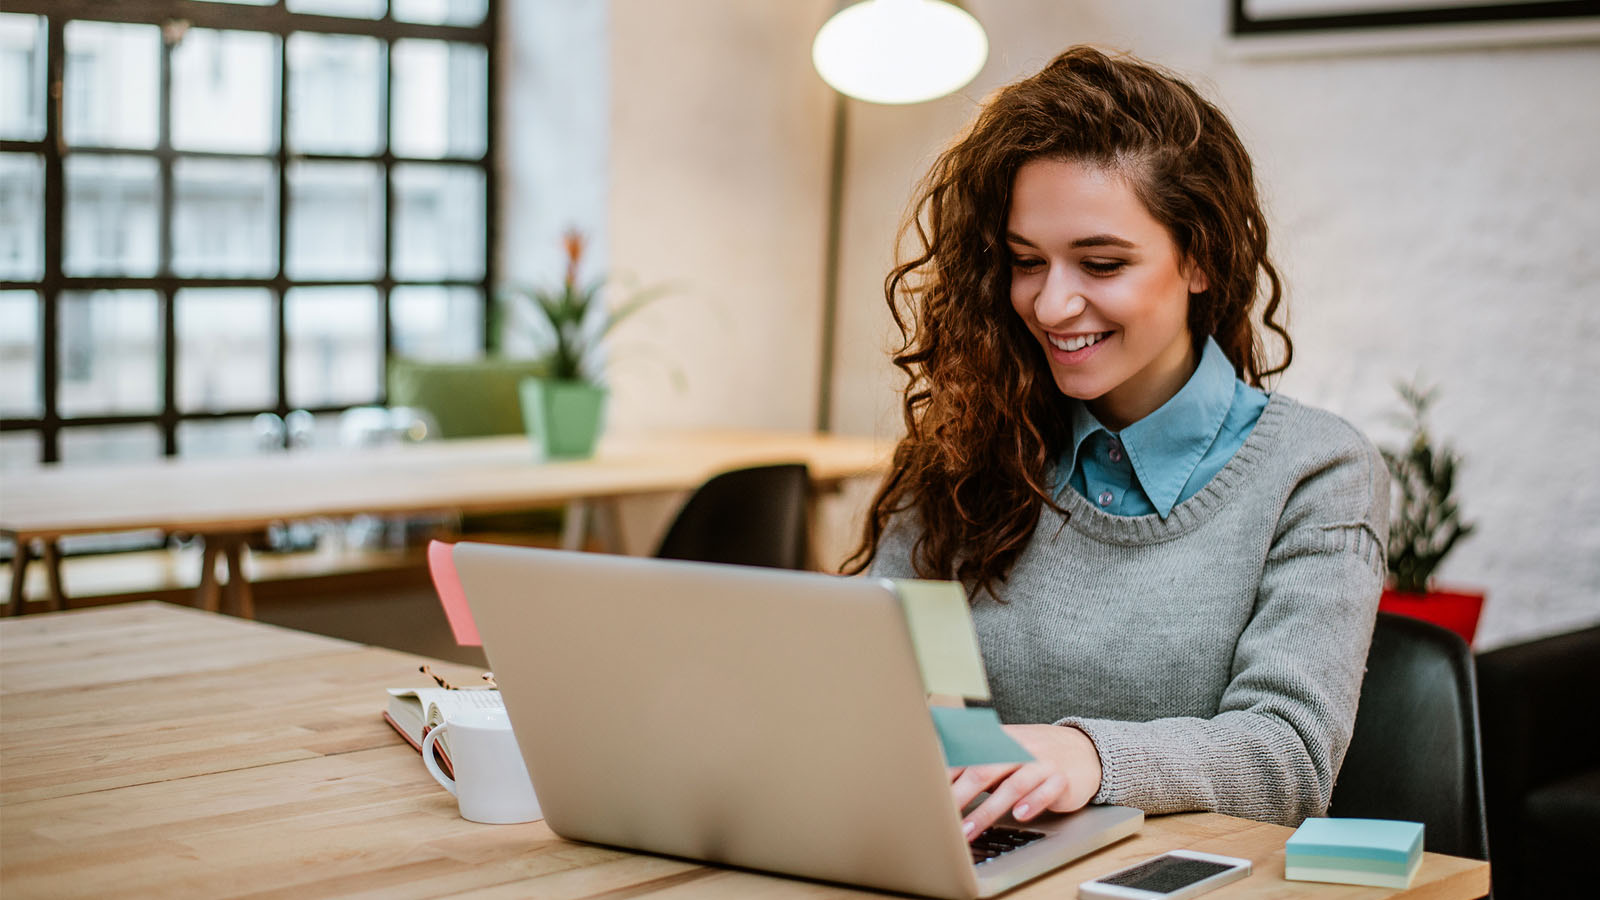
[[591, 1, 1599, 646]]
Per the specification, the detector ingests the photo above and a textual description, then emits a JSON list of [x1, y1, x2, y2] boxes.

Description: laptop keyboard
[[970, 826, 1048, 865]]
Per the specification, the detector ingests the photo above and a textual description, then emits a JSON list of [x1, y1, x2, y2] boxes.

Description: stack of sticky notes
[[1284, 817, 1424, 889]]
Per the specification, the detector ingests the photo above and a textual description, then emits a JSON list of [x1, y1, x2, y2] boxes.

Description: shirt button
[[1097, 490, 1114, 507], [1107, 443, 1122, 463]]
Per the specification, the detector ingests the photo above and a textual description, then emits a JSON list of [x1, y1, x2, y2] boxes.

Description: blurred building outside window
[[0, 2, 495, 473]]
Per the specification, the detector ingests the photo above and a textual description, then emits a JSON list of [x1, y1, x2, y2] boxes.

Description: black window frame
[[1230, 0, 1600, 35], [0, 0, 499, 463]]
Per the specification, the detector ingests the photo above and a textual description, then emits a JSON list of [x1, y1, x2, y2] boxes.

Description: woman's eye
[[1011, 257, 1045, 272], [1083, 260, 1126, 276]]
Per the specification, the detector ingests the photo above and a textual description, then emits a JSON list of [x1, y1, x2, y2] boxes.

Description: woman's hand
[[949, 724, 1102, 841]]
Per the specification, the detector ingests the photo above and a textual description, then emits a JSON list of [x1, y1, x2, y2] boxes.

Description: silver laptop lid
[[455, 543, 981, 899]]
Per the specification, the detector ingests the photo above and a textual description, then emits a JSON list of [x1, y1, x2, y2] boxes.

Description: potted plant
[[1377, 379, 1484, 645], [502, 230, 670, 460]]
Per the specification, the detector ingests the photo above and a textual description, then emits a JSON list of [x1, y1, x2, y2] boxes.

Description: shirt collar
[[1065, 336, 1238, 518]]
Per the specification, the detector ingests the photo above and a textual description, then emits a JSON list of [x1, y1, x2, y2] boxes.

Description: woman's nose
[[1034, 268, 1087, 324]]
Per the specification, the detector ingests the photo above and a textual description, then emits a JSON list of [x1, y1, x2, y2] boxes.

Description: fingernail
[[962, 821, 975, 837], [1015, 803, 1030, 819]]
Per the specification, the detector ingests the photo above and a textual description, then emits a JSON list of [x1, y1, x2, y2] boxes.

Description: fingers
[[1013, 773, 1067, 821], [959, 765, 1063, 841], [949, 763, 1018, 814]]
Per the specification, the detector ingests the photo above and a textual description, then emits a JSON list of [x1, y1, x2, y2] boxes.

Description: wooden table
[[1, 429, 889, 616], [0, 604, 1490, 899]]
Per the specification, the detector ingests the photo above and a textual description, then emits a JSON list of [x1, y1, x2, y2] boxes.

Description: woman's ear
[[1185, 260, 1209, 295]]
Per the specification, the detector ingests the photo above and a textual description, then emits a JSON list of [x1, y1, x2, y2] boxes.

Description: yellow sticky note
[[891, 579, 990, 701]]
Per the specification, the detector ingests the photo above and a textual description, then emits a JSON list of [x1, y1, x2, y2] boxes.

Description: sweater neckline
[[1052, 391, 1294, 545]]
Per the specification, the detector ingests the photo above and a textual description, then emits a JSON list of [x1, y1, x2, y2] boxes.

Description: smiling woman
[[845, 46, 1388, 842]]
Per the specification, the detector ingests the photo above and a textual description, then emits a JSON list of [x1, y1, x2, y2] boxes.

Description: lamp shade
[[812, 0, 988, 105]]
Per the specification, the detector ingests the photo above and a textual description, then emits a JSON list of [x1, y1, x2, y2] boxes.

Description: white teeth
[[1049, 332, 1108, 352]]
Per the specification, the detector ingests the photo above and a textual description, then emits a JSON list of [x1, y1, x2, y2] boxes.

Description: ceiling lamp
[[812, 0, 988, 105]]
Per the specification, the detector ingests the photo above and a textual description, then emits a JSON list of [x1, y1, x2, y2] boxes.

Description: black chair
[[1476, 623, 1600, 900], [1328, 612, 1490, 861], [653, 463, 811, 570]]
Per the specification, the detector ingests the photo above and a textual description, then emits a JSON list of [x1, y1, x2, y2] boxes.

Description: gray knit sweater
[[869, 393, 1389, 826]]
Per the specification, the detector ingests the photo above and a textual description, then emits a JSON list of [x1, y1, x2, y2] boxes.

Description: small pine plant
[[1379, 380, 1475, 594]]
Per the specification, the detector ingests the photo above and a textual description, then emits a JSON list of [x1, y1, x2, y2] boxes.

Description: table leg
[[7, 541, 31, 616], [223, 538, 254, 620], [41, 540, 66, 612], [561, 500, 590, 551], [592, 498, 625, 554], [198, 539, 221, 612]]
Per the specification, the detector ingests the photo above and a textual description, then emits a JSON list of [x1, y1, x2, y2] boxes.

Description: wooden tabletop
[[0, 429, 890, 541], [0, 603, 1490, 899]]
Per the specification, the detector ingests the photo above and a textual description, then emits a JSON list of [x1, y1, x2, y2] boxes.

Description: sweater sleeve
[[1057, 428, 1390, 825]]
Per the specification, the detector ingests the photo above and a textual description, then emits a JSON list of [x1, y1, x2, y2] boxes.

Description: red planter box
[[1379, 587, 1486, 646]]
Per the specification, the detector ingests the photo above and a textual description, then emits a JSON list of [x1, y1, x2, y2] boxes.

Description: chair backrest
[[1328, 612, 1490, 860], [653, 463, 810, 570]]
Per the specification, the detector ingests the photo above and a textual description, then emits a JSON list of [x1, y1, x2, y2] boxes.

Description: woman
[[846, 46, 1389, 840]]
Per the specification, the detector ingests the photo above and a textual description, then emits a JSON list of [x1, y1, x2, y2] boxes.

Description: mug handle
[[421, 725, 456, 797]]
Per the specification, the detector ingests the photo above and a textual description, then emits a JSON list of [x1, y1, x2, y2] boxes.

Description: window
[[0, 1, 495, 465]]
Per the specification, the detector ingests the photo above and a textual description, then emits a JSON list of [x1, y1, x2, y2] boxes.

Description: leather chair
[[654, 463, 811, 570], [1328, 612, 1490, 861], [1476, 623, 1600, 900]]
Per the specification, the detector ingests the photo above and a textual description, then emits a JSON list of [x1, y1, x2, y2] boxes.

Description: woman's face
[[1006, 157, 1206, 430]]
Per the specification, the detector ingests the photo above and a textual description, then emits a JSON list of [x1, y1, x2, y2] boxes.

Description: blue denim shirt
[[1055, 336, 1269, 519]]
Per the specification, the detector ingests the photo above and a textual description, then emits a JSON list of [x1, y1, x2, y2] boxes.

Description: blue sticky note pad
[[1286, 817, 1424, 865], [929, 706, 1034, 768]]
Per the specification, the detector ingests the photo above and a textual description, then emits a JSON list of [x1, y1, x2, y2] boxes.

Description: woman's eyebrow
[[1070, 234, 1136, 249], [1004, 231, 1137, 250]]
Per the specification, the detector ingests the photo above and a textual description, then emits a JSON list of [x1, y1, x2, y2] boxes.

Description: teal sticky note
[[891, 579, 990, 700], [1285, 817, 1423, 866], [929, 706, 1033, 768]]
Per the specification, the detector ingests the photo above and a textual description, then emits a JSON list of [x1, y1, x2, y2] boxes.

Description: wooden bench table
[[0, 603, 1490, 899], [2, 429, 890, 616]]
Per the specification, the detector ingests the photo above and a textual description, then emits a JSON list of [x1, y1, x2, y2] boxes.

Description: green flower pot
[[518, 377, 607, 460]]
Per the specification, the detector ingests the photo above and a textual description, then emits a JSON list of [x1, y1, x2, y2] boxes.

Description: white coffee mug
[[422, 707, 542, 824]]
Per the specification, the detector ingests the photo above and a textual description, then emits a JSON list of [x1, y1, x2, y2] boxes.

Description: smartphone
[[1078, 849, 1252, 899]]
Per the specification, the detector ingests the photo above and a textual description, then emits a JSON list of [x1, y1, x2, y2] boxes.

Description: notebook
[[451, 542, 1141, 899]]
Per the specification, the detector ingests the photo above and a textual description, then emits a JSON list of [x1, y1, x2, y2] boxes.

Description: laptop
[[453, 542, 1142, 899]]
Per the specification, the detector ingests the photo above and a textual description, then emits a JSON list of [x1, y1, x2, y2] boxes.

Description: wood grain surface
[[0, 603, 1489, 899], [0, 430, 890, 541]]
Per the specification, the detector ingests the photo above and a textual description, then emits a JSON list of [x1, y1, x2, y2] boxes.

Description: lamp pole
[[816, 91, 849, 433]]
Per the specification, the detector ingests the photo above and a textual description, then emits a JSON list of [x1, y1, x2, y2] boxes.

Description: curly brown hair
[[841, 46, 1292, 598]]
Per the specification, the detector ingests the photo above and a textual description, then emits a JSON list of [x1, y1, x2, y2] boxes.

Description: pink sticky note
[[428, 540, 481, 646]]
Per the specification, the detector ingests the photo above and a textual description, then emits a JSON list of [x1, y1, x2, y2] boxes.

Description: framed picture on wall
[[1231, 0, 1600, 35]]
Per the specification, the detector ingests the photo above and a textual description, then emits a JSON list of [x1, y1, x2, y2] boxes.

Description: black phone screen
[[1098, 855, 1234, 894]]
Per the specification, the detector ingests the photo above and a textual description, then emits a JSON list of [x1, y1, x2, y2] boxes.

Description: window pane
[[64, 21, 160, 149], [177, 288, 275, 412], [286, 286, 381, 408], [392, 40, 486, 159], [178, 417, 276, 459], [288, 32, 384, 156], [59, 424, 164, 465], [0, 290, 41, 417], [0, 431, 39, 470], [0, 14, 46, 141], [174, 157, 277, 277], [0, 153, 43, 280], [393, 164, 484, 280], [287, 161, 383, 280], [58, 290, 162, 416], [65, 154, 161, 276], [391, 286, 482, 361], [288, 0, 386, 18], [172, 28, 279, 154], [393, 0, 487, 26]]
